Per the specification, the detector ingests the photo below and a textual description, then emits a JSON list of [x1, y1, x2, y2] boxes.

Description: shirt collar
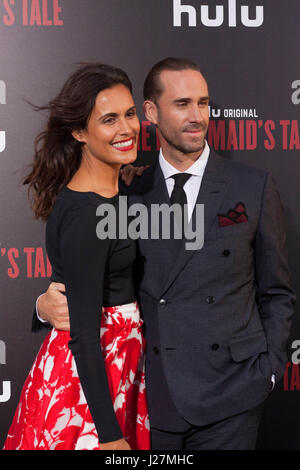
[[159, 140, 210, 180]]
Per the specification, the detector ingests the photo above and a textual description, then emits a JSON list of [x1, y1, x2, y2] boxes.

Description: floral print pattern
[[3, 301, 150, 450]]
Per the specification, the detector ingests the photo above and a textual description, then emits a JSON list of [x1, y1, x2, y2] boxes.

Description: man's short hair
[[143, 57, 202, 102]]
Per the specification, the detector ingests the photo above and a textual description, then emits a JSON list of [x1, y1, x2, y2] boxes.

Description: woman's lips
[[112, 138, 135, 152]]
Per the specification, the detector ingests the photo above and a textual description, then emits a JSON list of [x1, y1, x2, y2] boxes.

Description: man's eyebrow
[[173, 97, 191, 104], [172, 96, 210, 104]]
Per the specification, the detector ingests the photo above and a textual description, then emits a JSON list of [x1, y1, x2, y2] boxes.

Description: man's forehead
[[159, 69, 208, 96]]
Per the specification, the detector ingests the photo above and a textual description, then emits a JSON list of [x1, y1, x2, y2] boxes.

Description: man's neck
[[161, 145, 206, 172]]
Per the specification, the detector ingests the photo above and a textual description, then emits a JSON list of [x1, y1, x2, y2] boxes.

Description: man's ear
[[143, 100, 158, 126], [72, 129, 86, 143]]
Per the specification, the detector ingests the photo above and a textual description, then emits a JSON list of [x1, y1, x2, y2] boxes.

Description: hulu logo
[[173, 0, 264, 28]]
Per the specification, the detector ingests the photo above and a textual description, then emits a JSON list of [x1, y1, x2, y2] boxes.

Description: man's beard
[[160, 123, 208, 155]]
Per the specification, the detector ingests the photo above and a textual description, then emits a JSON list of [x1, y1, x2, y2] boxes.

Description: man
[[34, 58, 295, 449]]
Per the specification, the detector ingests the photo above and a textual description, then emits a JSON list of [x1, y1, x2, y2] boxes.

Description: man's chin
[[180, 140, 206, 154]]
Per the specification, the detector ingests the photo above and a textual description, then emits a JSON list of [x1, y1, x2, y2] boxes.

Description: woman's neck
[[67, 154, 120, 198]]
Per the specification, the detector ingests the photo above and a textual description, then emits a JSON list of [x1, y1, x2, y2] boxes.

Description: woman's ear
[[72, 129, 86, 143]]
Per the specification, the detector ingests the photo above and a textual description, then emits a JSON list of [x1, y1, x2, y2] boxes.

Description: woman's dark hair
[[143, 57, 201, 103], [23, 63, 133, 221]]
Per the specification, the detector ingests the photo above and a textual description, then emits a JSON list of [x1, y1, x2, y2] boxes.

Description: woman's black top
[[46, 186, 136, 443]]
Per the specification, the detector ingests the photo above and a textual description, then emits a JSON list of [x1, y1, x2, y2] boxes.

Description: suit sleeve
[[31, 295, 52, 332], [255, 174, 296, 379], [59, 204, 123, 443]]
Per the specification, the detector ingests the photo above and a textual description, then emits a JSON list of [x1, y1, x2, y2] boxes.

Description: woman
[[3, 63, 150, 450]]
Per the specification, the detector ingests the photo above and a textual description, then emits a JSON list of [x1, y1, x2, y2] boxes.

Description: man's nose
[[188, 105, 204, 122]]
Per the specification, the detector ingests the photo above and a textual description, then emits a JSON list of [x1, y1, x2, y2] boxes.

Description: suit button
[[153, 346, 160, 354], [206, 296, 215, 304], [159, 299, 167, 306], [223, 250, 231, 257], [211, 343, 219, 351]]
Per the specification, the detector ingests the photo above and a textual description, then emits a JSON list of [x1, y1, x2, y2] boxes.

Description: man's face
[[145, 69, 209, 158]]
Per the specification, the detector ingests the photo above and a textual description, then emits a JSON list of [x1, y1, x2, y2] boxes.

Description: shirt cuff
[[36, 294, 47, 323], [271, 373, 275, 391]]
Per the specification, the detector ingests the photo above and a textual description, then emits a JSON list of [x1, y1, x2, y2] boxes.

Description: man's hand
[[37, 282, 70, 331], [120, 164, 149, 186], [100, 438, 131, 450]]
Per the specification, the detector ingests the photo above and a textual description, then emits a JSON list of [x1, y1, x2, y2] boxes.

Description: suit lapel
[[141, 161, 179, 254], [142, 161, 170, 208], [192, 151, 230, 240], [135, 162, 177, 291], [161, 151, 230, 296]]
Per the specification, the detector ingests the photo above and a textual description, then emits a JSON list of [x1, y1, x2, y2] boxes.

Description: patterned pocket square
[[218, 202, 248, 227]]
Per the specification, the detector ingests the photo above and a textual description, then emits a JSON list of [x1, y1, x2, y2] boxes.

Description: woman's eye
[[103, 118, 115, 124], [127, 110, 136, 117]]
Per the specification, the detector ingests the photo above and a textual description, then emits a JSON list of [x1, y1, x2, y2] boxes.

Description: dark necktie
[[170, 173, 192, 237]]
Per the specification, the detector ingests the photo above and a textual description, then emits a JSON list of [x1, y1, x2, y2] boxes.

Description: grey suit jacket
[[127, 149, 295, 426]]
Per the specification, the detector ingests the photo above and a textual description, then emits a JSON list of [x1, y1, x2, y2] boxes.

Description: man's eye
[[176, 102, 187, 107]]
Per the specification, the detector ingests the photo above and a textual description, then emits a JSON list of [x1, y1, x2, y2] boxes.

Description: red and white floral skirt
[[3, 301, 150, 450]]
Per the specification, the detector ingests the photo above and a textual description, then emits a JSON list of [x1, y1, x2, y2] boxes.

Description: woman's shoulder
[[53, 186, 115, 212], [48, 186, 119, 229], [47, 187, 96, 227], [58, 186, 118, 204]]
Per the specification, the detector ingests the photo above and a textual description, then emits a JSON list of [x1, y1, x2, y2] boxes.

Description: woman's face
[[75, 84, 140, 166]]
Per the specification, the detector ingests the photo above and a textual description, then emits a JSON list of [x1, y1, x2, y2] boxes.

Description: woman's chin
[[118, 153, 138, 165]]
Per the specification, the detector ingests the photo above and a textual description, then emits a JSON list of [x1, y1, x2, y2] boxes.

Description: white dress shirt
[[159, 140, 210, 222]]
